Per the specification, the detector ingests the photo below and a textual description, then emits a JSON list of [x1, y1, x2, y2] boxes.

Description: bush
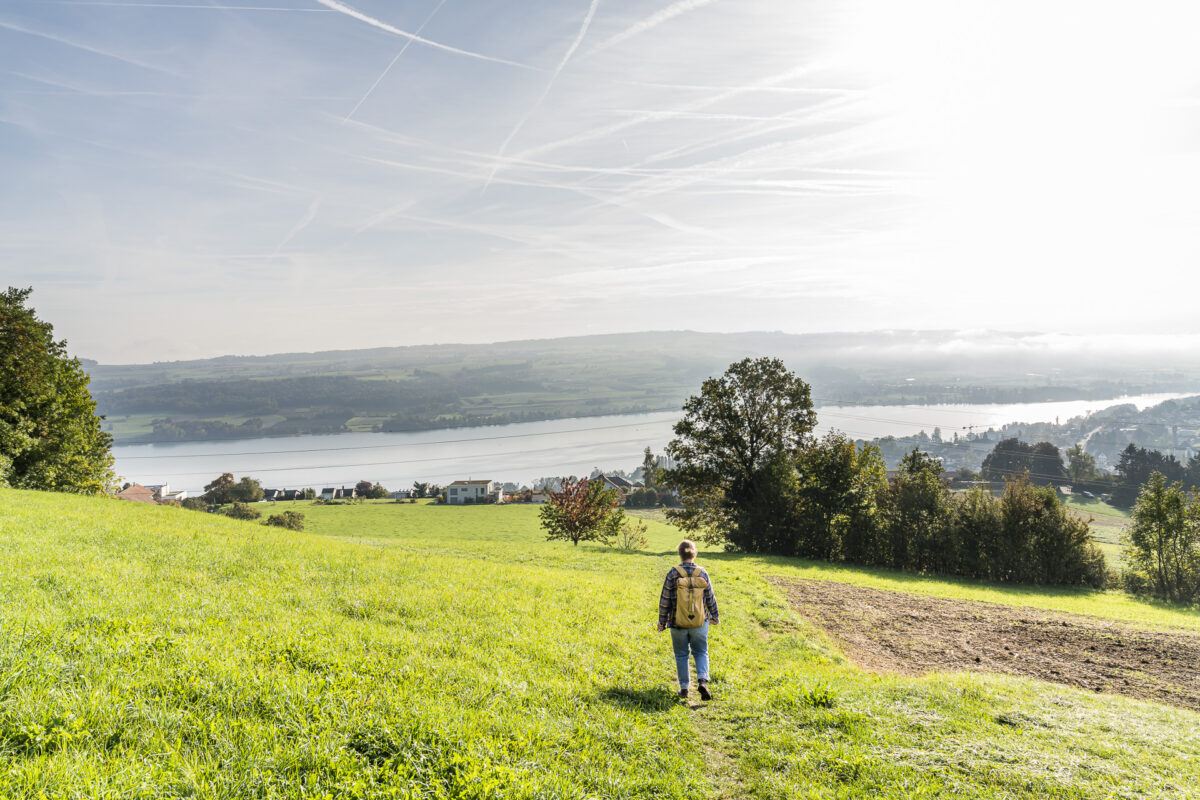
[[625, 488, 659, 508], [221, 502, 261, 521], [611, 517, 649, 550], [1122, 472, 1200, 603], [265, 510, 305, 531], [995, 477, 1108, 588]]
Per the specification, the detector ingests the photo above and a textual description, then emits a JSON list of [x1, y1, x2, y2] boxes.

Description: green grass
[[3, 492, 1200, 798], [1064, 496, 1131, 519], [1063, 496, 1132, 567]]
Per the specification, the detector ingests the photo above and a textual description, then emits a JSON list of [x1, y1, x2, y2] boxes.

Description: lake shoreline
[[112, 393, 1196, 494]]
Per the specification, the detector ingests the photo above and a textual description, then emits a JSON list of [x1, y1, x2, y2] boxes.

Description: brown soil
[[770, 577, 1200, 711]]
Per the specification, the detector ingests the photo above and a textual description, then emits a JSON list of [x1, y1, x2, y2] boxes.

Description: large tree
[[0, 287, 113, 493], [663, 357, 816, 550], [981, 438, 1067, 486]]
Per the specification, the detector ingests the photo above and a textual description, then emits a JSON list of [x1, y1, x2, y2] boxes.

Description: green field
[[2, 491, 1199, 798], [1063, 497, 1132, 566]]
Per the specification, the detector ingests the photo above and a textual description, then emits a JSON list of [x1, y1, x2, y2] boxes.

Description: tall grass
[[1, 491, 1198, 798]]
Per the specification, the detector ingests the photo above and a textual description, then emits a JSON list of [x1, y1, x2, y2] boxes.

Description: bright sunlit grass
[[2, 490, 1198, 798]]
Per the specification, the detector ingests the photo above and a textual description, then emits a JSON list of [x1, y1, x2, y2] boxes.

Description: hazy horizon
[[5, 0, 1200, 363], [79, 327, 1200, 369]]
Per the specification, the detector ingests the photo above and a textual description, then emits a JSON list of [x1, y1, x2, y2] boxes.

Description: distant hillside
[[86, 330, 1200, 443]]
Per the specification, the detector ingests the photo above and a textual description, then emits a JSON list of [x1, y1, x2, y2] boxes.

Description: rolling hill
[[2, 489, 1199, 797]]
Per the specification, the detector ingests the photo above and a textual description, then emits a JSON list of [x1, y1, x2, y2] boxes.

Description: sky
[[4, 0, 1200, 363]]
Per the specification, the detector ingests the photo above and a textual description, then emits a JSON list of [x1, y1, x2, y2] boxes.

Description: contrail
[[0, 19, 180, 75], [273, 196, 321, 255], [585, 0, 715, 57], [314, 0, 531, 70], [55, 2, 328, 9], [484, 0, 600, 189], [514, 63, 820, 161], [343, 0, 449, 123]]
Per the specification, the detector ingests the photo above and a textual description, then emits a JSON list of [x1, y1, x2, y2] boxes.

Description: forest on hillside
[[86, 331, 1200, 443]]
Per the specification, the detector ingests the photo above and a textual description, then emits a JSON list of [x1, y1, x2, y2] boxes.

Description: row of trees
[[987, 440, 1200, 509], [660, 358, 1110, 588]]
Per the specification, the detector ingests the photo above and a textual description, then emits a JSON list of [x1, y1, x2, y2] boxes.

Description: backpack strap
[[677, 564, 692, 588], [681, 564, 707, 591]]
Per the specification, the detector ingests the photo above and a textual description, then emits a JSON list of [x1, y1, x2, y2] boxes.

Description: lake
[[112, 393, 1193, 493]]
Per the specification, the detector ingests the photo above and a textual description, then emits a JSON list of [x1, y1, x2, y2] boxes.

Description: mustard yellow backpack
[[673, 565, 708, 628]]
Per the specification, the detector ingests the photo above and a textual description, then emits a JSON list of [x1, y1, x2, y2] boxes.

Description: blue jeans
[[670, 621, 709, 689]]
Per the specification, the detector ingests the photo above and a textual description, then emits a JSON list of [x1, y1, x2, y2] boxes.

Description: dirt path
[[770, 577, 1200, 711]]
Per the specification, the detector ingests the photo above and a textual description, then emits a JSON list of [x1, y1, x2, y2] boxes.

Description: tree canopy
[[0, 287, 113, 493], [1124, 472, 1200, 603], [980, 438, 1067, 486], [539, 476, 621, 546], [664, 356, 816, 549]]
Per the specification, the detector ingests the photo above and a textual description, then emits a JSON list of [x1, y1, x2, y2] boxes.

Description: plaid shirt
[[658, 563, 719, 629]]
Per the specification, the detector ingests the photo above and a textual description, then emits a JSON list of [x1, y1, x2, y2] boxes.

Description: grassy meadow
[[2, 491, 1199, 798], [1063, 497, 1132, 566]]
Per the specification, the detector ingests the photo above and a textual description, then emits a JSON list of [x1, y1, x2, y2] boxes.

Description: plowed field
[[772, 577, 1200, 710]]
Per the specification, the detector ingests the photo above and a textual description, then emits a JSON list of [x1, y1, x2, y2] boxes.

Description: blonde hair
[[677, 539, 697, 561]]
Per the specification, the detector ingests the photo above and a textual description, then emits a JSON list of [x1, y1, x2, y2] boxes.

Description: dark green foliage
[[796, 432, 887, 562], [664, 357, 816, 550], [1113, 444, 1187, 507], [665, 360, 1106, 587], [1123, 472, 1200, 603], [800, 684, 837, 709], [181, 497, 208, 511], [868, 461, 1107, 588], [221, 502, 261, 521], [265, 510, 305, 531], [203, 473, 236, 504], [0, 287, 114, 493], [996, 478, 1107, 586], [981, 439, 1068, 486], [230, 476, 264, 503], [881, 449, 953, 572], [624, 487, 658, 508], [204, 473, 263, 504]]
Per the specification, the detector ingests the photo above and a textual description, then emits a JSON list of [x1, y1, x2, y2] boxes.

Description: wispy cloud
[[585, 0, 715, 57], [314, 0, 532, 70], [54, 2, 327, 9], [513, 63, 822, 161], [273, 196, 322, 254], [484, 0, 601, 188], [0, 18, 180, 75]]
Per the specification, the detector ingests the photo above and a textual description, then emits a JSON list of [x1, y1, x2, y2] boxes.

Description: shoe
[[678, 688, 689, 699], [697, 681, 713, 701]]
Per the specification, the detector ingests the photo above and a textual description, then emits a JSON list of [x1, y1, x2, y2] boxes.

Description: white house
[[446, 479, 502, 504], [144, 483, 187, 502]]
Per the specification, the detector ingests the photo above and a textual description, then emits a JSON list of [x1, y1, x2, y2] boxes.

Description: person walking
[[657, 539, 719, 700]]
